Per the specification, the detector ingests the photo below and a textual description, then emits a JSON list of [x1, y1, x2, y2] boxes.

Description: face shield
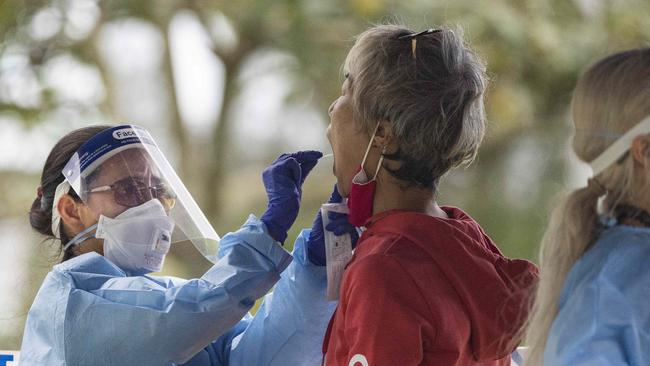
[[60, 125, 220, 263]]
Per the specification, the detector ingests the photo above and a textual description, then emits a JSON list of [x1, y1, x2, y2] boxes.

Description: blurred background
[[0, 0, 648, 349]]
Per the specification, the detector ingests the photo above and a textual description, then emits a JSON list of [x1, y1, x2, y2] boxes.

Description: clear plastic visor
[[62, 125, 220, 263]]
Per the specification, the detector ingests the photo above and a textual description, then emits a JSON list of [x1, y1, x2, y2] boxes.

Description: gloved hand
[[261, 151, 322, 243], [307, 184, 360, 266]]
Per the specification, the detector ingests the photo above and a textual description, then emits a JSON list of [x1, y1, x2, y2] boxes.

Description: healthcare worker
[[524, 48, 650, 365], [21, 124, 343, 365], [321, 25, 539, 365]]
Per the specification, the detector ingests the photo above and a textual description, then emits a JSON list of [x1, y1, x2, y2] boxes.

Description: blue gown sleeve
[[19, 215, 291, 366], [201, 228, 337, 366], [179, 316, 252, 366], [544, 236, 650, 366]]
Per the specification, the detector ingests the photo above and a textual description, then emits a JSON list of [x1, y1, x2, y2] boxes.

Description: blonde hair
[[525, 48, 650, 364]]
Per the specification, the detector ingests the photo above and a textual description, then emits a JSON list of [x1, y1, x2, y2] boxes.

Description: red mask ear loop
[[371, 148, 385, 181], [360, 123, 382, 177]]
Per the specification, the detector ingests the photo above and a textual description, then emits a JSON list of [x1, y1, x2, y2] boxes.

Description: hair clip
[[397, 29, 442, 59], [37, 185, 48, 210]]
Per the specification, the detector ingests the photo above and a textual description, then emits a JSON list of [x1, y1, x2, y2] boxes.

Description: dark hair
[[344, 25, 487, 189], [29, 125, 111, 261]]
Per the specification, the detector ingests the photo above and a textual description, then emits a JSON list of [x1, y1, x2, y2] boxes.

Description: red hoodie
[[322, 207, 538, 366]]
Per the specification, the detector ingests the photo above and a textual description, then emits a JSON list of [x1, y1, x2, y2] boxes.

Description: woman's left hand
[[307, 184, 360, 265]]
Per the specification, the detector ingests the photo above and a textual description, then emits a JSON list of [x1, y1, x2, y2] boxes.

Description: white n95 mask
[[96, 199, 175, 276]]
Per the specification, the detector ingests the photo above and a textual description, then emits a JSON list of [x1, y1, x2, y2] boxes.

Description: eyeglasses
[[86, 176, 176, 209]]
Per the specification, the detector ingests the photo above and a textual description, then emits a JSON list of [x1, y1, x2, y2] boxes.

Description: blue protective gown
[[19, 215, 336, 366], [544, 224, 650, 366]]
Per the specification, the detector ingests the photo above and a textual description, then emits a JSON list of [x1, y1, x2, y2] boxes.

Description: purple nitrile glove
[[307, 184, 360, 266], [260, 150, 322, 243]]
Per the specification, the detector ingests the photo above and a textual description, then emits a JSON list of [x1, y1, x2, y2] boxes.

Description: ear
[[630, 135, 650, 167], [373, 120, 395, 150], [57, 194, 86, 236]]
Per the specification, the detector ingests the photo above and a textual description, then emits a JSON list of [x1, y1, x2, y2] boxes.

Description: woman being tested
[[525, 48, 650, 365], [321, 25, 539, 365], [20, 124, 342, 365]]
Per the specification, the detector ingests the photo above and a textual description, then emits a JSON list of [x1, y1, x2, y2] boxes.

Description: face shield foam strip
[[589, 116, 650, 176], [51, 180, 71, 238]]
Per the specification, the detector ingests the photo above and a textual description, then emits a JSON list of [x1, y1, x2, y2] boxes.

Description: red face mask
[[347, 125, 383, 227]]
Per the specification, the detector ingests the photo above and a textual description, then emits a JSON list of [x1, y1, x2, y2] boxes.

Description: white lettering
[[349, 354, 368, 366], [0, 350, 20, 366]]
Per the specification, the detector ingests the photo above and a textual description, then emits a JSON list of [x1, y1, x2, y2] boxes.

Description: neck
[[72, 238, 104, 257], [614, 203, 650, 228], [372, 171, 448, 218]]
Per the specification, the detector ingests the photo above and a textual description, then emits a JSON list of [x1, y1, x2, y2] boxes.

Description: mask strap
[[372, 150, 385, 181], [360, 123, 382, 171], [590, 115, 650, 176], [62, 223, 97, 252]]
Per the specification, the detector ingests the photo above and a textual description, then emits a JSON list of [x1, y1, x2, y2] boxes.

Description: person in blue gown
[[524, 48, 650, 365], [20, 125, 354, 365]]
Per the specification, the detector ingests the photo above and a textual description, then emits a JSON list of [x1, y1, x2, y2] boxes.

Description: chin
[[335, 179, 350, 198], [332, 160, 350, 197]]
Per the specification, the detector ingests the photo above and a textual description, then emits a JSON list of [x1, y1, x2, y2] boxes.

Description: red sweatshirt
[[322, 208, 538, 366]]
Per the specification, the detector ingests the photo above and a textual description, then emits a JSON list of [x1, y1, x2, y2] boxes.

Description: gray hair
[[344, 24, 488, 188]]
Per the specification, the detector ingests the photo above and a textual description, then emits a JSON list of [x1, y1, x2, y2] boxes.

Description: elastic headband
[[589, 116, 650, 176]]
